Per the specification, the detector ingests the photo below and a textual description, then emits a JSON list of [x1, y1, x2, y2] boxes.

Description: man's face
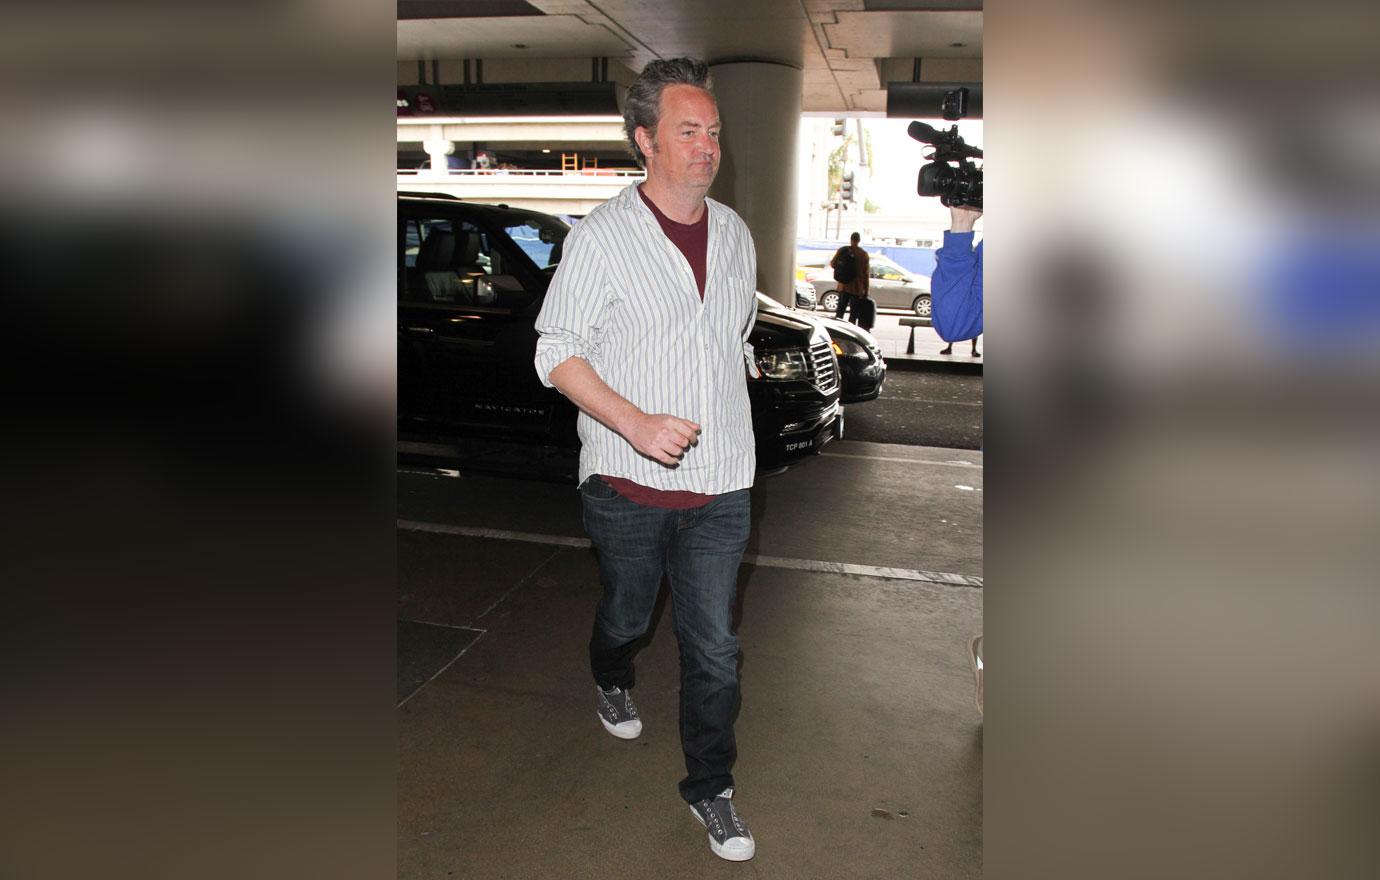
[[638, 84, 721, 192]]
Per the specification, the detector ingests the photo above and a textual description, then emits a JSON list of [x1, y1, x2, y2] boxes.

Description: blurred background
[[986, 1, 1380, 877], [0, 3, 397, 879]]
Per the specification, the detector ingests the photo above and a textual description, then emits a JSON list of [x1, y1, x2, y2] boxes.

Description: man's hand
[[622, 412, 700, 466], [950, 205, 983, 233], [548, 356, 700, 467]]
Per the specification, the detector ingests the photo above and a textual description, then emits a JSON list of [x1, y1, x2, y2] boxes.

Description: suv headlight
[[754, 348, 809, 380], [831, 337, 867, 359]]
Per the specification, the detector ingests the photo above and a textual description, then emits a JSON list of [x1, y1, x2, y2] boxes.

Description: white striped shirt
[[534, 183, 759, 494]]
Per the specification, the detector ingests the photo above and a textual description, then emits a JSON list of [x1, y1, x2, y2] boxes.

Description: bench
[[898, 316, 932, 354]]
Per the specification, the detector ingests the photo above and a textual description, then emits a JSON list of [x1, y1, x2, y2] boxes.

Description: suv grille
[[809, 338, 839, 394]]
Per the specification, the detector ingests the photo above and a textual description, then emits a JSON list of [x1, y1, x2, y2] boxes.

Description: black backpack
[[832, 246, 857, 284]]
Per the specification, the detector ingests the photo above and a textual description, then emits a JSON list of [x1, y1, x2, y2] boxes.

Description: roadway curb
[[884, 357, 983, 376]]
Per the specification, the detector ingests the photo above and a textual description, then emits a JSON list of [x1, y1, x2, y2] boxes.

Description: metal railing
[[398, 167, 644, 178]]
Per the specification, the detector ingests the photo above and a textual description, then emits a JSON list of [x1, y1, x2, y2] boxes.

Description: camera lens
[[918, 162, 954, 197]]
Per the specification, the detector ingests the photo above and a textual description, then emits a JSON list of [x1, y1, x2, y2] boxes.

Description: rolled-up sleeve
[[533, 223, 611, 388]]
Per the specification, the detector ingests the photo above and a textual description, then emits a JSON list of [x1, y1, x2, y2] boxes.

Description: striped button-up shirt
[[534, 183, 759, 494]]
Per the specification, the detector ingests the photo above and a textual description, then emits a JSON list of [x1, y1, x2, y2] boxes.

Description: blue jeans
[[580, 476, 751, 804]]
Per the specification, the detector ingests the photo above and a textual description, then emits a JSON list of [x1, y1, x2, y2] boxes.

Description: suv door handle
[[404, 325, 435, 334]]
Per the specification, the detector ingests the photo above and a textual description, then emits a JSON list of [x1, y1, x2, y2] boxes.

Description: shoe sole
[[969, 634, 983, 716], [597, 712, 641, 740], [689, 805, 755, 861]]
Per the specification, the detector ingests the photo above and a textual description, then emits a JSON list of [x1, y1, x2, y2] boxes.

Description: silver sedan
[[803, 253, 932, 319]]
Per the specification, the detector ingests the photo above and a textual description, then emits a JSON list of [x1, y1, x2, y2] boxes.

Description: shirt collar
[[618, 182, 728, 228]]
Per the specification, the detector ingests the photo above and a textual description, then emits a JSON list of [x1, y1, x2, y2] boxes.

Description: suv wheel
[[821, 291, 841, 312], [912, 293, 932, 318]]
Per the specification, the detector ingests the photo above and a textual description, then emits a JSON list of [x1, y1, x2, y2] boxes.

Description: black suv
[[398, 194, 841, 479]]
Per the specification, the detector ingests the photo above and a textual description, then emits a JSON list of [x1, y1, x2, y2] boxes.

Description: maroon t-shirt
[[638, 185, 707, 300], [602, 187, 714, 509]]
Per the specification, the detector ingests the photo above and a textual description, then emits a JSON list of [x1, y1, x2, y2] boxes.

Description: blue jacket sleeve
[[931, 231, 983, 342]]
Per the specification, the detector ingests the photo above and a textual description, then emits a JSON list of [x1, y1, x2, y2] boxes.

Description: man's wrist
[[610, 402, 643, 438]]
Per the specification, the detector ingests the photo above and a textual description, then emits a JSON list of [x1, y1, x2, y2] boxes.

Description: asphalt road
[[843, 368, 984, 449]]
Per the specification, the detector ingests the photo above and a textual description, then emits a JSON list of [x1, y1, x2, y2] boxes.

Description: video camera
[[909, 88, 982, 210]]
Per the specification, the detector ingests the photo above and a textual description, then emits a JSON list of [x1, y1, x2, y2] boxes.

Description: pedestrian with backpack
[[830, 232, 870, 323]]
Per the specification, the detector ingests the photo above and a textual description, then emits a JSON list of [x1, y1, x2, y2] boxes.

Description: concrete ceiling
[[397, 0, 982, 113]]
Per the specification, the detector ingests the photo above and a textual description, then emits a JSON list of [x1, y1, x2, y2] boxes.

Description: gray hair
[[622, 57, 713, 168]]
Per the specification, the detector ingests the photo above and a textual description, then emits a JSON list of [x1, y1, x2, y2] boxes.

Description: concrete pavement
[[397, 440, 983, 878]]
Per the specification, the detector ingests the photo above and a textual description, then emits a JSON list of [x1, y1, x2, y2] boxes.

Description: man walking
[[830, 231, 870, 322], [533, 57, 758, 862]]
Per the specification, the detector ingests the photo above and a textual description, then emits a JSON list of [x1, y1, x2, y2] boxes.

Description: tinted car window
[[401, 215, 541, 309], [502, 215, 568, 272]]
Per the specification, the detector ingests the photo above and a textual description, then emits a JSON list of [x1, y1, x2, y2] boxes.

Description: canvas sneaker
[[689, 787, 755, 861], [595, 685, 641, 739]]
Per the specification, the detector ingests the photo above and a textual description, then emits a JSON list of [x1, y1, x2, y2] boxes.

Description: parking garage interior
[[9, 3, 1372, 878], [396, 2, 983, 876]]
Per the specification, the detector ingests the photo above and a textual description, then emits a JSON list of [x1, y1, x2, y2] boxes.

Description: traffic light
[[840, 168, 855, 202], [831, 118, 845, 136]]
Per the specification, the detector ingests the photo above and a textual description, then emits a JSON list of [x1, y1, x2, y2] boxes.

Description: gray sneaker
[[595, 685, 641, 739], [689, 787, 755, 861]]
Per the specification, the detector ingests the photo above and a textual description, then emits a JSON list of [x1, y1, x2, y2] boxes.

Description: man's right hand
[[622, 412, 701, 466], [547, 357, 701, 466]]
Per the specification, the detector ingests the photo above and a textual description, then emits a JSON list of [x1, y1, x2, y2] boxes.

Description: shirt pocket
[[719, 274, 759, 377], [719, 273, 755, 322]]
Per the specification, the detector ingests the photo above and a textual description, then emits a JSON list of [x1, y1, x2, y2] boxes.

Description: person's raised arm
[[931, 206, 984, 342], [949, 205, 982, 234]]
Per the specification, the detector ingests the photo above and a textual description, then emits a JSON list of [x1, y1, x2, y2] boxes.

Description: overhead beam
[[886, 82, 983, 119]]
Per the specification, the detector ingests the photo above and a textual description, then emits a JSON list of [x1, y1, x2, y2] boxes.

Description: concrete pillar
[[707, 61, 803, 308], [424, 129, 452, 172]]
